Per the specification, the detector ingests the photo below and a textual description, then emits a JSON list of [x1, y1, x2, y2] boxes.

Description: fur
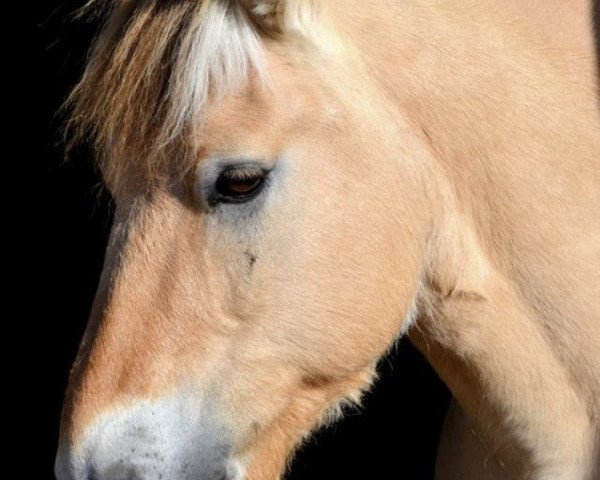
[[58, 1, 600, 479]]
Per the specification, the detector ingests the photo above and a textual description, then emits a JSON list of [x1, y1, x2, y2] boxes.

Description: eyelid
[[221, 165, 268, 181], [196, 159, 269, 185]]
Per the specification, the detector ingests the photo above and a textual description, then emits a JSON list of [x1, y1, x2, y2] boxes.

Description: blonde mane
[[68, 0, 265, 184]]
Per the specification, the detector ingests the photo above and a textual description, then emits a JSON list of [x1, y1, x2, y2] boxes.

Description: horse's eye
[[214, 165, 267, 203]]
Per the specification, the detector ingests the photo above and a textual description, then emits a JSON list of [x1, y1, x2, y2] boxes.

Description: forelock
[[67, 0, 265, 185]]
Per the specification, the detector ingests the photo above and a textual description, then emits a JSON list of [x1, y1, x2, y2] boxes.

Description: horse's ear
[[238, 0, 293, 35]]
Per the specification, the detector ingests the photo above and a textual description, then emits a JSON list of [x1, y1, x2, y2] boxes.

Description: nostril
[[85, 467, 99, 480]]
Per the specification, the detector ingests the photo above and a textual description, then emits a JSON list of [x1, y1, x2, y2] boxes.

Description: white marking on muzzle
[[55, 392, 234, 480]]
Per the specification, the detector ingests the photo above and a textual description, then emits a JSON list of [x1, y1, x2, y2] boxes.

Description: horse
[[55, 1, 600, 479]]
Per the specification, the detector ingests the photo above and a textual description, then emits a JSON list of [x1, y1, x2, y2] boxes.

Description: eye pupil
[[222, 177, 261, 194], [215, 166, 267, 203]]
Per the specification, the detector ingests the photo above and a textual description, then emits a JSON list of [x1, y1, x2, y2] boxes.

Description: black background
[[30, 2, 453, 479]]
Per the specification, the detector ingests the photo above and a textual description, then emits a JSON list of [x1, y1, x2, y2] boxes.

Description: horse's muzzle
[[55, 395, 235, 480]]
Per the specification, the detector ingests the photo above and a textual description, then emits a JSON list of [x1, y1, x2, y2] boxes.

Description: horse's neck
[[341, 0, 600, 385], [336, 1, 600, 477]]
